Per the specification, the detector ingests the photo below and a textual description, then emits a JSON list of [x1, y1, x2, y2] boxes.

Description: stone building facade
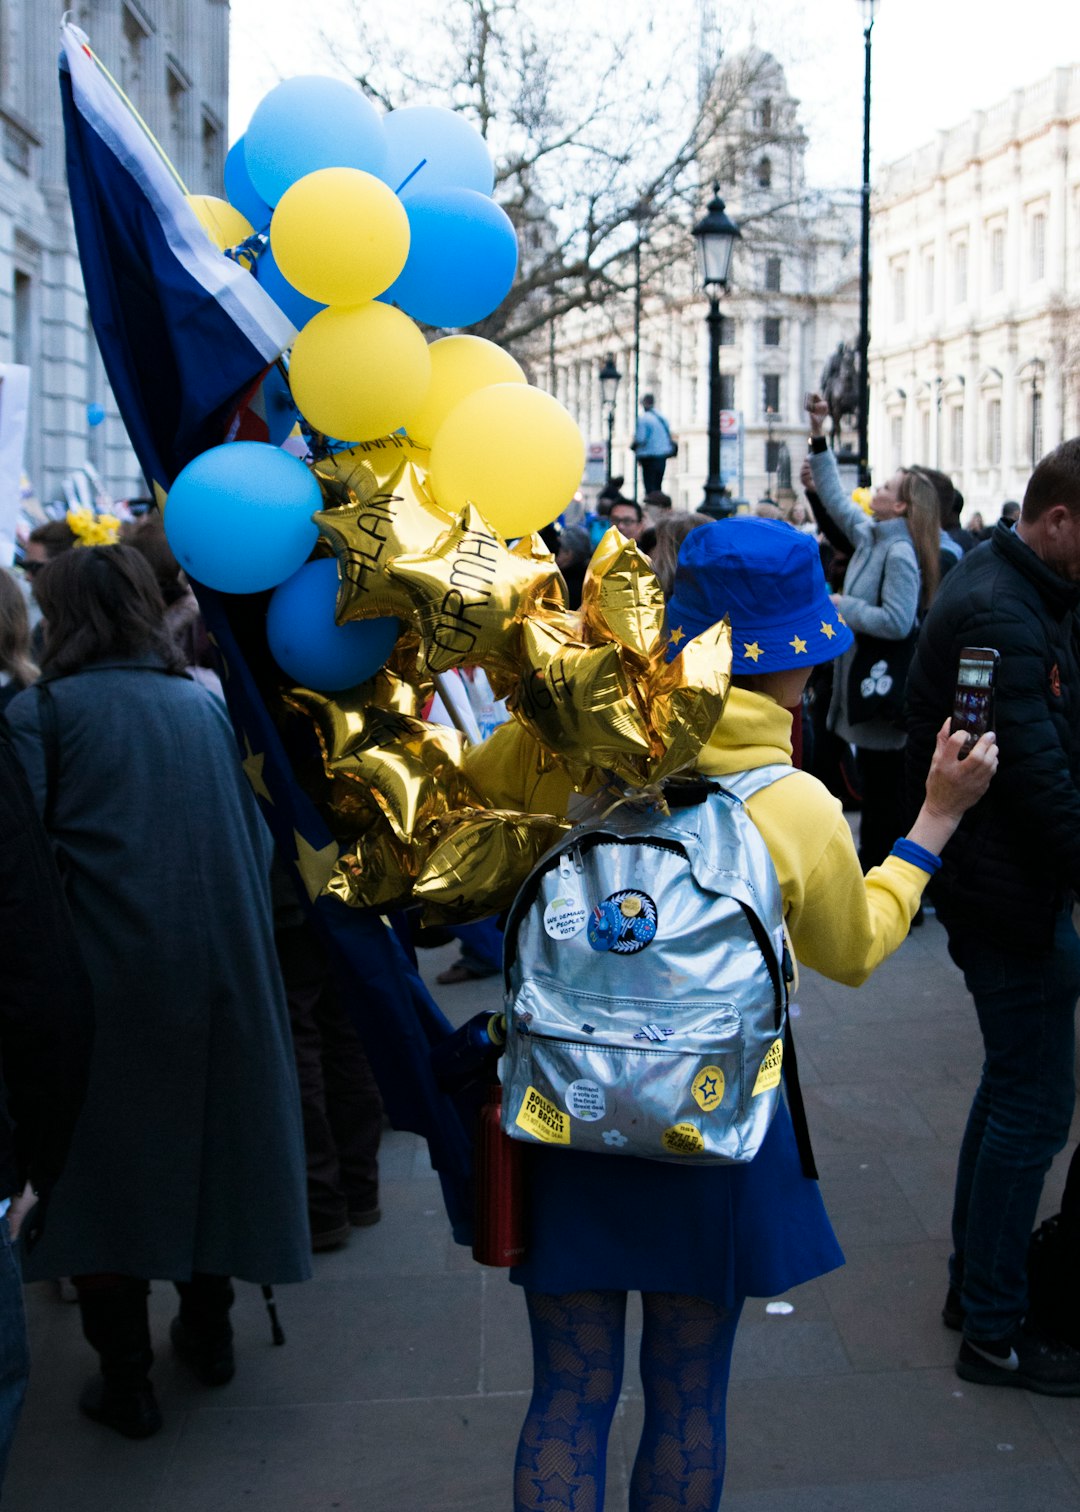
[[868, 65, 1080, 515], [0, 0, 228, 503], [545, 55, 860, 511]]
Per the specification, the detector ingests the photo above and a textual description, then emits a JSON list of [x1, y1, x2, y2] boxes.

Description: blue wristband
[[890, 838, 942, 875]]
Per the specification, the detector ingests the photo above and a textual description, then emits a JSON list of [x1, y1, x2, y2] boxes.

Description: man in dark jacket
[[906, 437, 1080, 1396], [0, 722, 94, 1484]]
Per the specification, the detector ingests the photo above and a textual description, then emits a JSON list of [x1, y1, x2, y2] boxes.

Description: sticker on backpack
[[586, 889, 657, 955]]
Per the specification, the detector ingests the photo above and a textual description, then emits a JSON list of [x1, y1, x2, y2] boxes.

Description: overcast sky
[[228, 0, 1078, 191]]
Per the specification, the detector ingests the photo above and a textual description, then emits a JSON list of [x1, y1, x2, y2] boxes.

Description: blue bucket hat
[[665, 517, 854, 671]]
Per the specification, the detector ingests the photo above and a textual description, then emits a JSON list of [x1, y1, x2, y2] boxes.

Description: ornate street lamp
[[856, 0, 880, 488], [692, 186, 741, 516], [598, 353, 621, 481]]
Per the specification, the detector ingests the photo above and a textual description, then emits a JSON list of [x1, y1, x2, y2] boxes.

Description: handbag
[[846, 630, 917, 726]]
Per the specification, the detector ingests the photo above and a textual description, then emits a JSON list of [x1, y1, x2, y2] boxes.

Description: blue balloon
[[254, 247, 325, 331], [86, 402, 106, 428], [381, 188, 518, 329], [267, 559, 398, 691], [244, 76, 388, 208], [164, 442, 320, 595], [224, 138, 272, 231], [381, 106, 495, 197]]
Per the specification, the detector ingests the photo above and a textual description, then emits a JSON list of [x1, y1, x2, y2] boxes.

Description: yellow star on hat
[[820, 621, 836, 640], [669, 625, 685, 646], [789, 635, 807, 655], [743, 641, 763, 662]]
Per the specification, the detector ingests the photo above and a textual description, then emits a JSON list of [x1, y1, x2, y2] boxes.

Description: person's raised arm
[[805, 392, 873, 545]]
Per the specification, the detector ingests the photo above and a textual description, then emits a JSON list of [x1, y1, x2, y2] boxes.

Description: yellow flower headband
[[67, 506, 122, 547]]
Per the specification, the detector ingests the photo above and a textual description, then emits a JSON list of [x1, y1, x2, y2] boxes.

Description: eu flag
[[59, 22, 474, 1237]]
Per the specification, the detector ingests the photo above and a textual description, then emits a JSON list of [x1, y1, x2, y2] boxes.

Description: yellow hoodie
[[464, 687, 928, 988]]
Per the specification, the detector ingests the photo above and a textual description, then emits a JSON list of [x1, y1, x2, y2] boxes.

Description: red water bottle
[[473, 1083, 526, 1267]]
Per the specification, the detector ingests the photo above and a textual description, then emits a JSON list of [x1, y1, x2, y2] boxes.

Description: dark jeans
[[638, 455, 667, 493], [947, 909, 1080, 1341], [0, 1216, 28, 1488], [855, 746, 906, 870], [278, 924, 383, 1233]]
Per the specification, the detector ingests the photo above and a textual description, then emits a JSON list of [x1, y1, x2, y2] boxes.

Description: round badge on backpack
[[600, 889, 658, 954]]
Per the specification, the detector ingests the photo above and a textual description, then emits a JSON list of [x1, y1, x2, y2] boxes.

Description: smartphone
[[950, 646, 999, 753]]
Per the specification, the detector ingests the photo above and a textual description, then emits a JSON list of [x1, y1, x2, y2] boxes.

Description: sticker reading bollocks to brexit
[[515, 1086, 571, 1144]]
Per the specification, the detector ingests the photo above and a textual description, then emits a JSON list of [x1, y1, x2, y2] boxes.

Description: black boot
[[171, 1274, 236, 1386], [76, 1278, 162, 1439]]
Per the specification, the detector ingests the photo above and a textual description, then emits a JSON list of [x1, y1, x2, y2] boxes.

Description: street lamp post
[[692, 186, 741, 517], [598, 353, 621, 482], [765, 406, 777, 497], [856, 0, 879, 488]]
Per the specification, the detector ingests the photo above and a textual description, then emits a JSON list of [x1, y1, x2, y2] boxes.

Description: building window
[[762, 317, 781, 347], [762, 374, 780, 415], [718, 315, 736, 346], [923, 250, 935, 316], [986, 398, 1002, 465], [202, 111, 222, 186], [1030, 212, 1046, 282], [950, 404, 964, 467], [764, 438, 781, 478], [757, 157, 772, 190], [989, 225, 1005, 294], [890, 414, 904, 470], [953, 240, 968, 305], [764, 256, 781, 292], [718, 373, 735, 410], [891, 260, 907, 324], [121, 4, 150, 102], [757, 99, 773, 130]]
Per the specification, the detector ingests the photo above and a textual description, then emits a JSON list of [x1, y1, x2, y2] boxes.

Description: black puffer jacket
[[905, 521, 1080, 950]]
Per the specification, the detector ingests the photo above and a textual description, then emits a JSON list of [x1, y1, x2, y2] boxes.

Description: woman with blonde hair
[[0, 569, 38, 712], [806, 393, 942, 868], [647, 512, 706, 599]]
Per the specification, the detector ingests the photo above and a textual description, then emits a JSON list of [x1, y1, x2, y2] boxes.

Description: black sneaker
[[957, 1324, 1080, 1396], [80, 1375, 163, 1438], [942, 1286, 963, 1332]]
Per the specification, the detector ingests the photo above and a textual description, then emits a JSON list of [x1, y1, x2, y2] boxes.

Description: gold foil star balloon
[[580, 528, 667, 668], [643, 617, 733, 784], [313, 460, 452, 623], [386, 504, 566, 687], [412, 809, 570, 925], [323, 816, 423, 912], [508, 612, 653, 786]]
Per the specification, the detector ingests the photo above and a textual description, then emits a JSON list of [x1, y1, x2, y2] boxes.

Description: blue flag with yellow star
[[59, 22, 474, 1236]]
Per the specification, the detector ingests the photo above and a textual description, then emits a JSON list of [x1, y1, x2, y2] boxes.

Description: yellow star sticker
[[837, 613, 847, 626], [789, 635, 807, 655], [669, 625, 685, 646], [820, 621, 836, 640], [241, 734, 273, 804], [293, 829, 340, 903], [743, 641, 763, 663]]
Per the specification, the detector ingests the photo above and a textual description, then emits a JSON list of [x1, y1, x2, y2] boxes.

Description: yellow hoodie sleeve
[[462, 720, 578, 816], [744, 771, 929, 988]]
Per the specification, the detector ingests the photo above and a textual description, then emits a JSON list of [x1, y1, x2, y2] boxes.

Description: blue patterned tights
[[514, 1289, 743, 1512]]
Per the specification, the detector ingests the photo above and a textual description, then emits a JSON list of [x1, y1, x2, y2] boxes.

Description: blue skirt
[[510, 1099, 843, 1306]]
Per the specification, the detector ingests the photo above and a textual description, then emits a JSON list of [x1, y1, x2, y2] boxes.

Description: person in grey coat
[[4, 545, 311, 1439], [806, 393, 942, 867]]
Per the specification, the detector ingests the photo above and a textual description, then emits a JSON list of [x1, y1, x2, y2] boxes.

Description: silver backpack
[[500, 767, 801, 1166]]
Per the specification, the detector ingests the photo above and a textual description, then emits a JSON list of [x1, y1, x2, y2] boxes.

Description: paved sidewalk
[[6, 916, 1080, 1511]]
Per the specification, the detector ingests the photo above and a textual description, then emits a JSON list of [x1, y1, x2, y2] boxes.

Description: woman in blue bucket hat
[[468, 518, 998, 1512]]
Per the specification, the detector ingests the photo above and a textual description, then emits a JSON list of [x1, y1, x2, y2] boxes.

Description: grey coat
[[5, 658, 311, 1285], [809, 449, 920, 752]]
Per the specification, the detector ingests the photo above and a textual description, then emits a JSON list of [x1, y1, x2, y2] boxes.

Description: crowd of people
[[3, 401, 1080, 1510]]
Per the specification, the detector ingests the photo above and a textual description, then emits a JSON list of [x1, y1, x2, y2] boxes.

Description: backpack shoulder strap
[[715, 763, 798, 804]]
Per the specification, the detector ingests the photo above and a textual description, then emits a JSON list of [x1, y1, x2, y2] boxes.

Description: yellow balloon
[[290, 302, 432, 443], [429, 384, 585, 538], [186, 195, 253, 251], [406, 336, 525, 448], [271, 168, 410, 306]]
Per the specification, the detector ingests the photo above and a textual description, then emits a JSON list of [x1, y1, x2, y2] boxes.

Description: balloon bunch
[[158, 71, 731, 925]]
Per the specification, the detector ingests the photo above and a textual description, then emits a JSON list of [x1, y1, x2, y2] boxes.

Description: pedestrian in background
[[806, 393, 943, 869], [609, 498, 646, 543], [0, 722, 94, 1489], [5, 545, 310, 1439], [632, 393, 676, 494], [0, 569, 37, 712], [907, 437, 1080, 1395]]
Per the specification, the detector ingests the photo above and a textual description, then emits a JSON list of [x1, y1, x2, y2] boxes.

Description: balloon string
[[394, 158, 427, 195]]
